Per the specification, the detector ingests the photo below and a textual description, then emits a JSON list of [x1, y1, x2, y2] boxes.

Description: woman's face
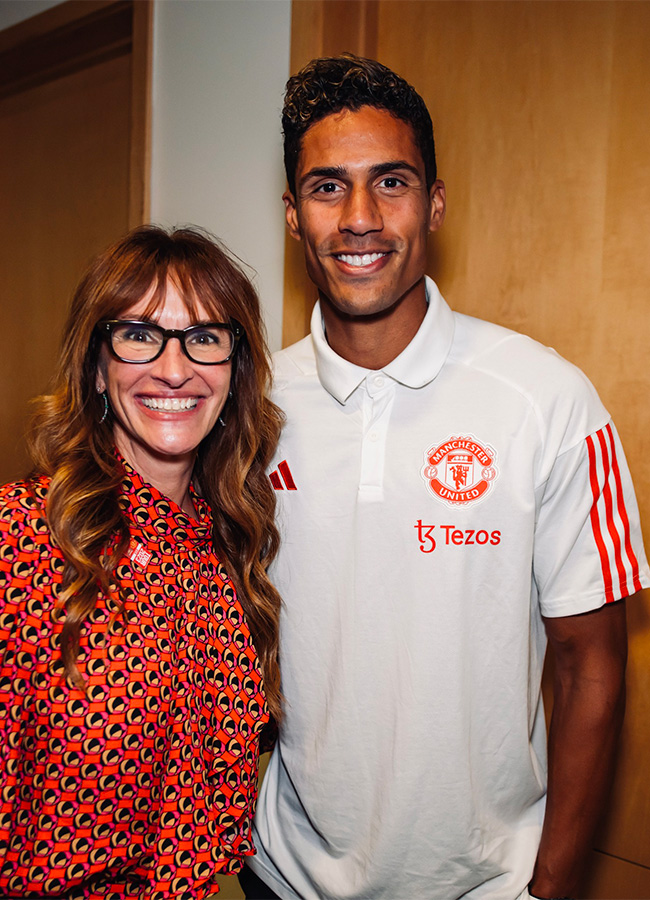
[[96, 279, 232, 485]]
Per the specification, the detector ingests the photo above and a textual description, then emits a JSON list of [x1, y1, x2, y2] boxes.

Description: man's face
[[284, 105, 445, 320]]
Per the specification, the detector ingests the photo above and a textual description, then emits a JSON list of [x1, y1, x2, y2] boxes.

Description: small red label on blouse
[[128, 540, 152, 570]]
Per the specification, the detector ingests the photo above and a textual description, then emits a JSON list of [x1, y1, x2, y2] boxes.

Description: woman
[[0, 226, 282, 899]]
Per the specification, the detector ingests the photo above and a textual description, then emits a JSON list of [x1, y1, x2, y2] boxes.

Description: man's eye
[[315, 182, 340, 194], [379, 177, 404, 189]]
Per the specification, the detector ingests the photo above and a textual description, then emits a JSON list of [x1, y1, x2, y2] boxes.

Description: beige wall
[[150, 0, 291, 351]]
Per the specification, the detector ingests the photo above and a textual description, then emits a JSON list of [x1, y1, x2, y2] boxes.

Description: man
[[241, 55, 649, 900]]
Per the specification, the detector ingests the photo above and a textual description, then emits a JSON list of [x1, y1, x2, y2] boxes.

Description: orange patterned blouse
[[0, 460, 269, 899]]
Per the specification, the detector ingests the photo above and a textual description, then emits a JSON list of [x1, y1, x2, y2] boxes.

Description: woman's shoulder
[[0, 476, 50, 534]]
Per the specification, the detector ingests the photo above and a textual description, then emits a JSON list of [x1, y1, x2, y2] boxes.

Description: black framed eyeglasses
[[97, 319, 242, 365]]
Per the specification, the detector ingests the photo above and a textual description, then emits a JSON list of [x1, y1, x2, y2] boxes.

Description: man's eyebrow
[[299, 160, 423, 188], [300, 165, 348, 185], [369, 160, 422, 179]]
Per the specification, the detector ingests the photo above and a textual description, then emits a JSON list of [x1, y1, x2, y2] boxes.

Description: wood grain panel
[[287, 0, 378, 79], [599, 1, 650, 533], [583, 849, 650, 899], [128, 0, 152, 227], [211, 874, 243, 900], [0, 0, 133, 100], [0, 0, 152, 482], [377, 1, 650, 884], [592, 589, 650, 870], [377, 0, 650, 548], [282, 0, 379, 347], [380, 0, 613, 346], [0, 54, 132, 481]]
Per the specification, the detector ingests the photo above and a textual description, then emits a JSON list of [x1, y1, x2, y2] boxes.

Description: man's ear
[[283, 190, 301, 241], [428, 179, 446, 233]]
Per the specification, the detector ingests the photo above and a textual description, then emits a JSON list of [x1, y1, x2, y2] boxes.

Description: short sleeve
[[533, 421, 650, 617]]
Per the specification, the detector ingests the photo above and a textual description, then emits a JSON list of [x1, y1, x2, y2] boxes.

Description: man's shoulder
[[452, 311, 601, 404], [449, 311, 610, 449], [272, 334, 316, 390]]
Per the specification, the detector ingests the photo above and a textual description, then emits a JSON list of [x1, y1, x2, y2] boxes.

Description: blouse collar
[[116, 453, 213, 548]]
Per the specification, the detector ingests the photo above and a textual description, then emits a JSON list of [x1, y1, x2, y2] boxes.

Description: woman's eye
[[120, 325, 157, 343], [188, 329, 220, 347], [190, 331, 219, 346]]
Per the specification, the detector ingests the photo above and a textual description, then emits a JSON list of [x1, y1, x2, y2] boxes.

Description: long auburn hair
[[28, 225, 283, 721]]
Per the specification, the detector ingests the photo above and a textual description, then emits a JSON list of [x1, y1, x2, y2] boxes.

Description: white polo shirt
[[251, 278, 649, 900]]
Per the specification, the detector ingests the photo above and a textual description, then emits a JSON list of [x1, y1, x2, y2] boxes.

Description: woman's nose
[[150, 336, 193, 384]]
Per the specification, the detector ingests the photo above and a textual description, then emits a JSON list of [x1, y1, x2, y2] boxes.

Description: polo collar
[[312, 276, 455, 404]]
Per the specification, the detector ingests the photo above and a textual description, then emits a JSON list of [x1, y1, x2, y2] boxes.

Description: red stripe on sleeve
[[596, 428, 628, 598], [605, 423, 643, 594], [586, 433, 615, 602], [269, 471, 282, 490]]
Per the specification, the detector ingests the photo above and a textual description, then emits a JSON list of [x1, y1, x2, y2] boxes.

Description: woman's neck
[[114, 434, 197, 514]]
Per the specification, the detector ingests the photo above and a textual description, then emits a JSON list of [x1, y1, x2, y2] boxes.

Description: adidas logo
[[269, 460, 297, 490]]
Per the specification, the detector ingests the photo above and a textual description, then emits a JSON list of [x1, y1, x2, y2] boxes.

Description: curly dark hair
[[282, 53, 437, 196]]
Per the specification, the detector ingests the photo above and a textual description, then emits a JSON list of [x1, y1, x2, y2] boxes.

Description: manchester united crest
[[421, 435, 498, 507]]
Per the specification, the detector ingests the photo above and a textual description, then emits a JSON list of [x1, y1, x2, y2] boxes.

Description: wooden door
[[0, 0, 151, 482], [285, 2, 650, 894]]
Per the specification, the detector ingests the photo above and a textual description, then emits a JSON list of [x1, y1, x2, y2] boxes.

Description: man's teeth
[[337, 252, 385, 267], [142, 397, 198, 411]]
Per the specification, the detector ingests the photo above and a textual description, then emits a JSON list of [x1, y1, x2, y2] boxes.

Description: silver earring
[[99, 391, 109, 424], [218, 390, 233, 427]]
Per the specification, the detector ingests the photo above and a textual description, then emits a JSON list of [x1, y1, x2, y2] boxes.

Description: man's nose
[[338, 185, 383, 235]]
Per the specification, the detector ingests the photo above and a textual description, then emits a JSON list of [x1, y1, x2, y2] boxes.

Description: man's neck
[[319, 284, 428, 370]]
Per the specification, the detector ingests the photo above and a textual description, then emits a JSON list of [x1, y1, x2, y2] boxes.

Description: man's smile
[[333, 251, 388, 268], [284, 106, 444, 352]]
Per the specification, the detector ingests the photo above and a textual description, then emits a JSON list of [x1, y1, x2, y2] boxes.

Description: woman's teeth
[[142, 397, 198, 411]]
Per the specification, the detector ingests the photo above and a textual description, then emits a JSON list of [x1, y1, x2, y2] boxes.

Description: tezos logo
[[421, 435, 498, 507]]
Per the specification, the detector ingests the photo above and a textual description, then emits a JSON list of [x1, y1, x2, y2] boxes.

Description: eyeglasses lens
[[110, 323, 234, 363]]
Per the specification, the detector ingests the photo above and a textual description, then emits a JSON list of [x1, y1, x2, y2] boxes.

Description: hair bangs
[[165, 263, 228, 326]]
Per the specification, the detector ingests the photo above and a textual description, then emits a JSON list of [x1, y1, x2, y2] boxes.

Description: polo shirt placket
[[358, 373, 395, 499]]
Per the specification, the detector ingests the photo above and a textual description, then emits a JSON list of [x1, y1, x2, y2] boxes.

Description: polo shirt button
[[373, 375, 384, 387], [369, 432, 378, 442]]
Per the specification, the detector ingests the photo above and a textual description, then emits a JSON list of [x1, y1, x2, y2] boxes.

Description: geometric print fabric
[[0, 458, 268, 899]]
